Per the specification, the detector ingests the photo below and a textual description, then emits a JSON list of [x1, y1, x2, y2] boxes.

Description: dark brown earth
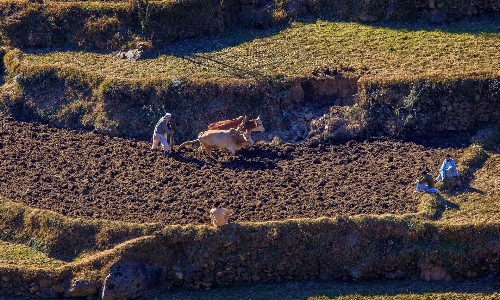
[[0, 114, 469, 225]]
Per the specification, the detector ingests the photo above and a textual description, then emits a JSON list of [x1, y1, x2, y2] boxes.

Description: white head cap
[[164, 113, 172, 118]]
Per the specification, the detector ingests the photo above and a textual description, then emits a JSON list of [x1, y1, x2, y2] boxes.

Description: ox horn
[[236, 122, 245, 132]]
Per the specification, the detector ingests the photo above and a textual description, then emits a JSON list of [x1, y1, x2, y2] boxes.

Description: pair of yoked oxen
[[178, 116, 265, 160]]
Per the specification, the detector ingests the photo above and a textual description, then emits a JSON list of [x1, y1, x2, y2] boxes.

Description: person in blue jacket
[[436, 154, 459, 181]]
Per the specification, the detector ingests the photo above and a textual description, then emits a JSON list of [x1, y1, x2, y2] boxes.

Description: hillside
[[1, 1, 500, 299]]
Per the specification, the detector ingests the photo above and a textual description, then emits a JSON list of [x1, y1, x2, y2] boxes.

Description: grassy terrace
[[438, 153, 500, 225], [0, 241, 65, 269], [20, 18, 500, 80]]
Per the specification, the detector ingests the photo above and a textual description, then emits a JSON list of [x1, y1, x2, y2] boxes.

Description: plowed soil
[[0, 115, 468, 225]]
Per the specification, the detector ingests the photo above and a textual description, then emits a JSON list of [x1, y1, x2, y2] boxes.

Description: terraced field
[[0, 114, 467, 225], [5, 18, 498, 226]]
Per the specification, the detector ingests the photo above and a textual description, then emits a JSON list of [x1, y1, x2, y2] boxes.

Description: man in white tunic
[[436, 154, 459, 181], [151, 113, 174, 156]]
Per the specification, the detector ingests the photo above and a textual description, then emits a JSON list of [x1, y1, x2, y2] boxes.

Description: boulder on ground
[[101, 259, 164, 300]]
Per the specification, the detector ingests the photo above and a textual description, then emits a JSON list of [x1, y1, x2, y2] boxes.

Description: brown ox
[[178, 129, 252, 160], [208, 116, 265, 133]]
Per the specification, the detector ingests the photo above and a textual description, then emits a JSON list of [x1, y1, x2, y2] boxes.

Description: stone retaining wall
[[358, 72, 500, 136], [0, 269, 67, 298]]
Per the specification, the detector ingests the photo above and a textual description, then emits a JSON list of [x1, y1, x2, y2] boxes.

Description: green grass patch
[[0, 240, 65, 269], [17, 18, 500, 80]]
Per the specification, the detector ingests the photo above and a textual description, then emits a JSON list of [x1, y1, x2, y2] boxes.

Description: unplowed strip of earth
[[0, 115, 468, 225]]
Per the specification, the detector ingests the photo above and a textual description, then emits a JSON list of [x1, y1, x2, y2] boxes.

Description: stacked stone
[[433, 97, 499, 132], [0, 275, 66, 298]]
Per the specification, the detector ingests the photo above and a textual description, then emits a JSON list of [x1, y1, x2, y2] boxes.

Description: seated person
[[210, 201, 231, 227], [415, 170, 438, 193], [436, 154, 459, 181]]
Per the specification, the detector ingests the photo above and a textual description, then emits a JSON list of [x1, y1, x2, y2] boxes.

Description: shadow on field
[[158, 13, 500, 62], [173, 147, 279, 170], [433, 194, 460, 220], [402, 132, 471, 150], [140, 276, 500, 300], [158, 24, 288, 57], [169, 151, 205, 166], [182, 54, 264, 79], [448, 151, 489, 197], [158, 13, 500, 56], [152, 14, 500, 80], [219, 158, 277, 171], [349, 13, 500, 35]]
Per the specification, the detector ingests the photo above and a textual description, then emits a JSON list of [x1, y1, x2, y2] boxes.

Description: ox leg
[[226, 147, 236, 156], [197, 145, 205, 160], [206, 147, 217, 161]]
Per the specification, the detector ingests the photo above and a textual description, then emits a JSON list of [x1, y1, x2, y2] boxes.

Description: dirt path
[[0, 115, 468, 225]]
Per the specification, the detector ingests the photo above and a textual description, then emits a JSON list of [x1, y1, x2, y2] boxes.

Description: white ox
[[178, 128, 253, 160]]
